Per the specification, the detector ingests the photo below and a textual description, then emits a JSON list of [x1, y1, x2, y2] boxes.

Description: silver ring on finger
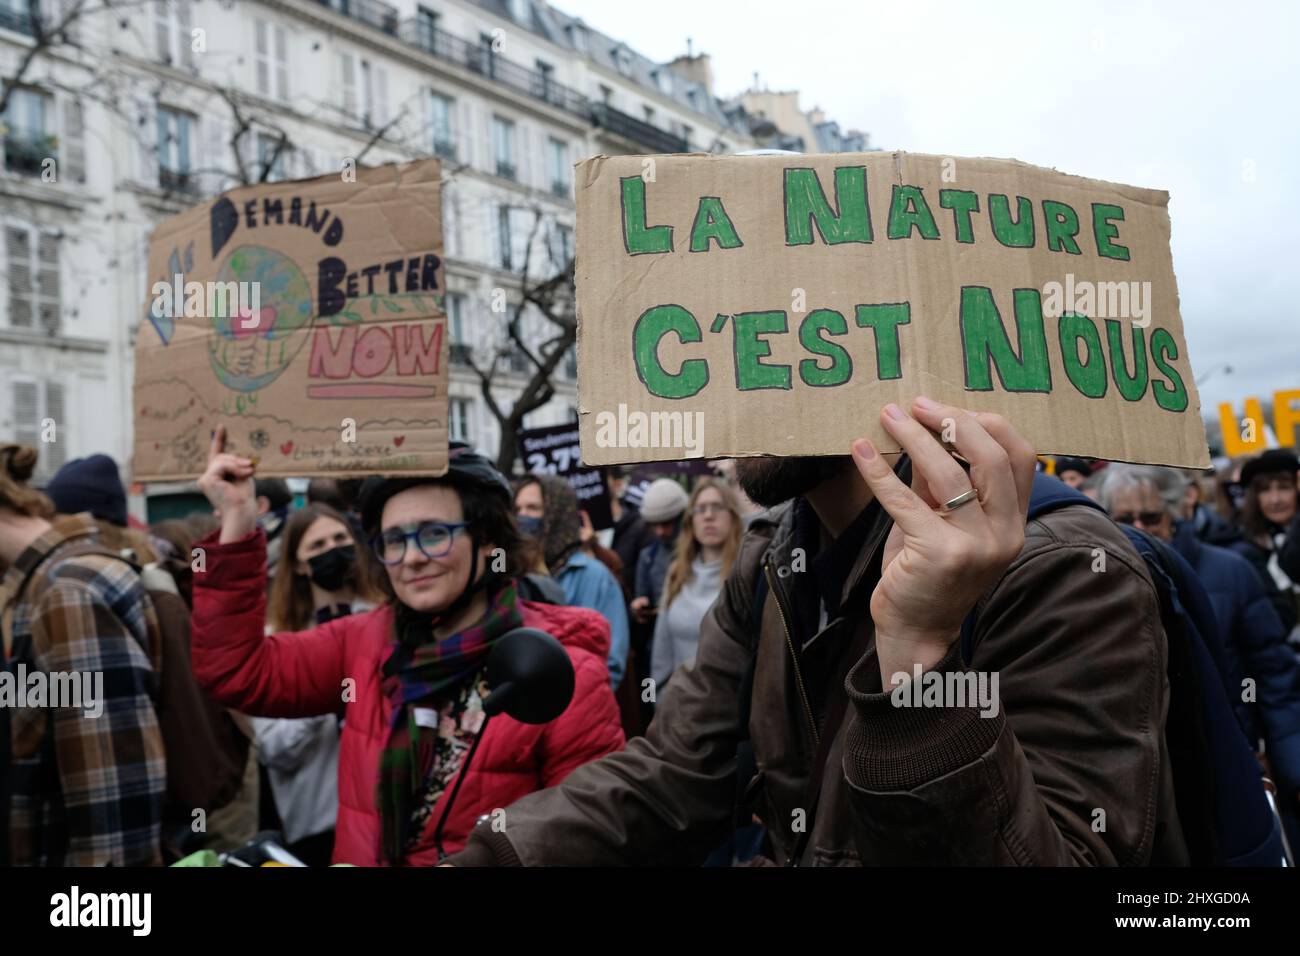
[[938, 487, 980, 514]]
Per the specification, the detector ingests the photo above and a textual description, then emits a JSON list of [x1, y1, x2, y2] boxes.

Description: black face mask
[[306, 544, 356, 592]]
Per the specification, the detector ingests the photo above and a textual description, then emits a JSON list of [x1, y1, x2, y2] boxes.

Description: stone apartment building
[[0, 0, 866, 512]]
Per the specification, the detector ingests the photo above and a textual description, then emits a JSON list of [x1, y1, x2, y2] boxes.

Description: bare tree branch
[[458, 205, 578, 471], [353, 105, 409, 166]]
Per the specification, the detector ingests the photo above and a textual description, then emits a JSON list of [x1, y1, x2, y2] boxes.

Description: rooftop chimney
[[667, 47, 714, 95]]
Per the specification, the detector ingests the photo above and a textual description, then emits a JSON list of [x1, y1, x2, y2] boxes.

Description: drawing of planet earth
[[208, 245, 315, 393]]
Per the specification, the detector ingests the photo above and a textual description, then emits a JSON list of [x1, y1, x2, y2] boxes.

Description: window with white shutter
[[5, 225, 59, 332], [153, 1, 170, 64], [154, 0, 193, 68], [43, 382, 66, 473], [177, 0, 193, 69], [36, 233, 60, 334], [254, 21, 270, 96], [254, 20, 290, 101], [373, 67, 389, 129], [274, 26, 289, 101], [338, 53, 357, 119], [443, 183, 461, 258], [59, 97, 85, 184], [12, 381, 39, 445], [10, 381, 66, 481], [6, 226, 33, 328]]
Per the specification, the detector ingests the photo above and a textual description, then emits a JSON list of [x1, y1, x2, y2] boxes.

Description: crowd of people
[[1, 414, 1298, 866]]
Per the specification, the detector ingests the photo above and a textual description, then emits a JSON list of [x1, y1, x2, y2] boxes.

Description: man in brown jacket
[[447, 399, 1188, 866]]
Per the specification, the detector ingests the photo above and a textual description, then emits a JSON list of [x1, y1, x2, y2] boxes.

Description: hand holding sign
[[196, 423, 259, 544], [850, 396, 1036, 687]]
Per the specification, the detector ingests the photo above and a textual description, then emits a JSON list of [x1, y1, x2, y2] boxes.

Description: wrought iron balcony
[[433, 138, 457, 161], [495, 159, 516, 181], [398, 20, 588, 119], [590, 103, 689, 154], [159, 167, 201, 196], [3, 134, 55, 175], [315, 0, 399, 36], [450, 343, 473, 366]]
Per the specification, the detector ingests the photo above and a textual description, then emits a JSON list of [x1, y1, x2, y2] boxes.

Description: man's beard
[[734, 456, 849, 508]]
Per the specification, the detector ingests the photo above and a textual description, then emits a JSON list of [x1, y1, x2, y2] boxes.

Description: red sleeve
[[191, 528, 352, 718], [539, 650, 626, 787]]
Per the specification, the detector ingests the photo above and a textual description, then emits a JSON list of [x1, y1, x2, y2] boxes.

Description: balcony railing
[[433, 138, 457, 161], [398, 20, 588, 119], [450, 343, 473, 366], [328, 8, 695, 155], [495, 160, 516, 181], [550, 180, 569, 199], [590, 103, 689, 153], [315, 0, 399, 36], [3, 134, 55, 175], [0, 5, 35, 36], [160, 167, 201, 195]]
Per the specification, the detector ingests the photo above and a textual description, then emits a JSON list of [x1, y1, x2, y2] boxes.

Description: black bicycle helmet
[[358, 441, 512, 536]]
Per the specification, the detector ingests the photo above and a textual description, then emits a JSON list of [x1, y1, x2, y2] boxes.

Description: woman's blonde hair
[[662, 477, 742, 608], [0, 444, 53, 519]]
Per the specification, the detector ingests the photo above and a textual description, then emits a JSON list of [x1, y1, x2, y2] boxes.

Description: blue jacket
[[634, 540, 671, 605], [1173, 521, 1300, 790], [556, 550, 630, 690]]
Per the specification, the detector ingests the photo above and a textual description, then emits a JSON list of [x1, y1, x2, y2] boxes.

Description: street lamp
[[1195, 363, 1233, 386]]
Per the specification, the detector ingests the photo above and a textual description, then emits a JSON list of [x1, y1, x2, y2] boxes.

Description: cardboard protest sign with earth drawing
[[575, 151, 1210, 469], [132, 158, 447, 480]]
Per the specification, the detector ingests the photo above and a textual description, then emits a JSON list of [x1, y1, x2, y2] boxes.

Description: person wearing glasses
[[650, 478, 743, 690], [1098, 463, 1300, 840], [190, 429, 624, 866]]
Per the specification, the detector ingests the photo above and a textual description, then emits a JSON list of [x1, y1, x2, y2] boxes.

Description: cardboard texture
[[517, 422, 613, 530], [575, 151, 1209, 469], [132, 159, 447, 480]]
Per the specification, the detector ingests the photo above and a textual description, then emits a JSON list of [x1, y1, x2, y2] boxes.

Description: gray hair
[[1096, 464, 1187, 519]]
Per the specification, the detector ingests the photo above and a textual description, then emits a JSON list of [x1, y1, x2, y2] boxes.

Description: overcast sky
[[556, 0, 1297, 420]]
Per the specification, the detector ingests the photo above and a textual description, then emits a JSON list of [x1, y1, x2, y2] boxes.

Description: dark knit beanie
[[46, 454, 127, 527]]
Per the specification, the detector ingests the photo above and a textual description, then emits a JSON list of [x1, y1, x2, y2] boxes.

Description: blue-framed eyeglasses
[[370, 521, 470, 565]]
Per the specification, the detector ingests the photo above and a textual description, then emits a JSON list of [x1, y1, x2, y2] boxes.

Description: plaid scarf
[[376, 580, 523, 864]]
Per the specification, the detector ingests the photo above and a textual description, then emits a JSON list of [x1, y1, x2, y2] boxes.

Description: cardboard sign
[[518, 422, 613, 530], [575, 152, 1209, 469], [132, 159, 447, 480]]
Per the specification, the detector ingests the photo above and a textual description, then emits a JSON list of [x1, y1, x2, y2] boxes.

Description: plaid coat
[[1, 514, 166, 866]]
